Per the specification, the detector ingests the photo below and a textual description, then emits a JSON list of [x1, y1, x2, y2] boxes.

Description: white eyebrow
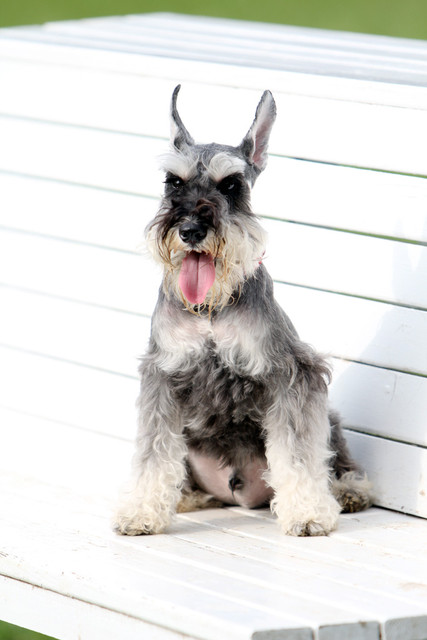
[[158, 149, 198, 180], [207, 153, 247, 182]]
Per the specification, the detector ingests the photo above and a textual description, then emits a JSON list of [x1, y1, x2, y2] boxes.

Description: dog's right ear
[[240, 90, 276, 174], [170, 85, 195, 150]]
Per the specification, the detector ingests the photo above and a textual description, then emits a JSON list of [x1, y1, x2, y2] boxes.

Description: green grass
[[0, 0, 427, 39], [0, 623, 56, 640]]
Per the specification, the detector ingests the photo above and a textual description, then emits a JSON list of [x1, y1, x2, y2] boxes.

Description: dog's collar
[[243, 252, 264, 280], [256, 251, 265, 268]]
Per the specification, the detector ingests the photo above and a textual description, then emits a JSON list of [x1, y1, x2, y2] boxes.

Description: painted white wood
[[2, 57, 427, 156], [1, 184, 426, 311], [7, 13, 427, 87], [3, 18, 427, 173], [0, 286, 149, 377], [2, 165, 427, 246], [255, 158, 427, 244], [384, 616, 427, 640], [274, 283, 427, 376], [1, 410, 427, 639], [1, 12, 427, 638], [264, 217, 427, 310], [344, 430, 427, 517], [0, 576, 195, 640], [2, 339, 426, 450], [0, 346, 139, 440], [183, 506, 427, 578], [1, 237, 425, 375], [1, 188, 426, 322], [0, 117, 161, 196], [0, 229, 160, 317], [3, 93, 427, 184], [330, 360, 427, 447], [2, 33, 427, 117], [0, 174, 158, 250], [1, 261, 426, 373]]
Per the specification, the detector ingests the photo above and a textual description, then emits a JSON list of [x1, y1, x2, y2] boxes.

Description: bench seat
[[0, 13, 426, 640]]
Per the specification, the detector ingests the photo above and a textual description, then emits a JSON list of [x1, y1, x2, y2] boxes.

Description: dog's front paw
[[113, 504, 171, 536], [274, 494, 340, 537], [283, 518, 335, 537]]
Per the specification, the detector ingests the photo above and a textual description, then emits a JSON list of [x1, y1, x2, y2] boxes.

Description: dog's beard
[[146, 215, 267, 313]]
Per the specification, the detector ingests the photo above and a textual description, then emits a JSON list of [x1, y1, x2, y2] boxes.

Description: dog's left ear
[[240, 90, 276, 173], [170, 85, 195, 150]]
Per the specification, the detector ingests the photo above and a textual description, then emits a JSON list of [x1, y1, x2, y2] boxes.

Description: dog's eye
[[217, 175, 241, 197], [165, 174, 185, 190]]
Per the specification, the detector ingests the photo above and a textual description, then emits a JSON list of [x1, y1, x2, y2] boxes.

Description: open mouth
[[178, 251, 216, 304]]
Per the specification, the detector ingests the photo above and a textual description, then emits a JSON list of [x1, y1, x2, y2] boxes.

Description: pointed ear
[[170, 85, 195, 150], [240, 90, 276, 173]]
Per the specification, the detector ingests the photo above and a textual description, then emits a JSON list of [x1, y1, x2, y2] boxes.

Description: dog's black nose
[[179, 221, 208, 245]]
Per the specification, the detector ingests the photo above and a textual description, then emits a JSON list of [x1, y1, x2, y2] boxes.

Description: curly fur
[[113, 86, 373, 538]]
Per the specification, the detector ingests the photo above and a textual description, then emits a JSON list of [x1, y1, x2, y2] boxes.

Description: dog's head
[[146, 85, 276, 312]]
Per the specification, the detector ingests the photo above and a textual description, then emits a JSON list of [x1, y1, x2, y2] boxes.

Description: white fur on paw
[[113, 507, 171, 536], [274, 494, 340, 537], [284, 519, 334, 537]]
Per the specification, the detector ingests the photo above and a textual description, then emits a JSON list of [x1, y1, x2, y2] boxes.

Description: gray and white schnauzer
[[114, 86, 372, 537]]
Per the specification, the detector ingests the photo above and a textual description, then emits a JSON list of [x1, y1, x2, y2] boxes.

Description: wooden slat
[[2, 409, 427, 638], [2, 164, 427, 246], [1, 228, 426, 374], [0, 347, 139, 440], [255, 158, 427, 244], [1, 339, 426, 451], [5, 13, 427, 86], [274, 284, 427, 376], [345, 430, 427, 517], [1, 12, 427, 638], [0, 117, 160, 196], [2, 83, 427, 179], [2, 16, 427, 174], [2, 37, 427, 116], [2, 287, 427, 448], [0, 229, 160, 317], [264, 218, 427, 310], [330, 360, 427, 447], [0, 173, 158, 251], [0, 577, 193, 640], [1, 176, 426, 311], [0, 286, 148, 377], [2, 52, 427, 138]]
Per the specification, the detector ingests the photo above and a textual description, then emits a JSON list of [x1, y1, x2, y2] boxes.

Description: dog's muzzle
[[179, 220, 208, 245]]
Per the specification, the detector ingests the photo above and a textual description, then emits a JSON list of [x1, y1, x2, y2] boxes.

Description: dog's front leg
[[114, 364, 187, 535], [264, 390, 341, 537]]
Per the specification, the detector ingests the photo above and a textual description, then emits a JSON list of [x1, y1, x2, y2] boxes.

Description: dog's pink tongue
[[179, 252, 215, 304]]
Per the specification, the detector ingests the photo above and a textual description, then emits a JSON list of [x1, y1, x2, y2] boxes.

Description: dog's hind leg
[[176, 487, 223, 513], [185, 448, 274, 509], [113, 361, 187, 535], [176, 461, 224, 512], [331, 472, 373, 513], [329, 410, 374, 513]]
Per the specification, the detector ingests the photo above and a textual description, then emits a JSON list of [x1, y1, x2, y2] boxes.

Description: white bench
[[1, 13, 427, 640]]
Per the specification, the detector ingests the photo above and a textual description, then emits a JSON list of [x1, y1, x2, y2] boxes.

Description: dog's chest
[[157, 310, 268, 414], [155, 307, 268, 378]]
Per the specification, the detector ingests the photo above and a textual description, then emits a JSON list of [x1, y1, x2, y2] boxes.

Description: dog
[[114, 85, 372, 537]]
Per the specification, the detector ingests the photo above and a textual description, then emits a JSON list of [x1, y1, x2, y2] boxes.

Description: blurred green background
[[0, 1, 425, 638], [0, 624, 56, 640], [1, 0, 427, 38]]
